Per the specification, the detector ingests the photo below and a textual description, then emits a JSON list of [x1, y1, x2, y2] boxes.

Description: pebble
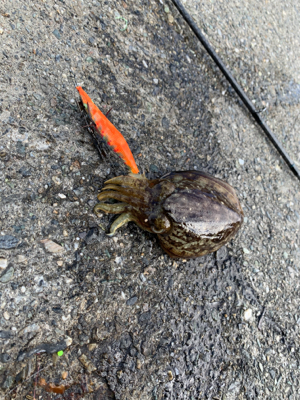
[[65, 337, 73, 347], [88, 343, 97, 351], [167, 370, 174, 381], [0, 258, 8, 270], [153, 78, 159, 84], [243, 248, 250, 254], [21, 286, 26, 293], [17, 255, 27, 263], [244, 308, 253, 321], [239, 159, 245, 166], [161, 116, 170, 129], [126, 296, 138, 306], [0, 235, 19, 249], [167, 14, 174, 24], [61, 371, 68, 380], [0, 266, 14, 283], [52, 29, 61, 39], [0, 353, 10, 363], [150, 164, 159, 173], [58, 193, 66, 199], [3, 311, 10, 320], [18, 166, 31, 177], [40, 239, 64, 253], [52, 176, 61, 185], [57, 260, 63, 267], [0, 331, 11, 339], [78, 354, 96, 373]]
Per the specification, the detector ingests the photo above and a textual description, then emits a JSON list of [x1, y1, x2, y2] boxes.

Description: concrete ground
[[0, 0, 299, 399]]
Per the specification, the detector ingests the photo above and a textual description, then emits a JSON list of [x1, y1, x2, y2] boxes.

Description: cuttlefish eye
[[151, 214, 172, 234]]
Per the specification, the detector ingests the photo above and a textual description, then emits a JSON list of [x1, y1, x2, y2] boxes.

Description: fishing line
[[170, 0, 300, 181]]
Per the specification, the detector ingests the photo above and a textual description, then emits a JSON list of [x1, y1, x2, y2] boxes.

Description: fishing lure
[[76, 86, 139, 174], [77, 88, 243, 259]]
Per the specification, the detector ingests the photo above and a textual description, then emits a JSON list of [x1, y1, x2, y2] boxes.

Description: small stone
[[270, 369, 276, 379], [117, 370, 123, 378], [167, 370, 174, 381], [73, 187, 84, 196], [78, 354, 96, 373], [150, 164, 159, 173], [244, 308, 252, 321], [167, 14, 174, 24], [0, 235, 19, 249], [0, 266, 14, 283], [88, 343, 97, 351], [164, 6, 170, 12], [216, 246, 228, 262], [21, 286, 26, 293], [136, 359, 142, 369], [17, 255, 27, 263], [239, 159, 244, 166], [58, 193, 66, 199], [0, 259, 8, 270], [3, 311, 10, 320], [153, 78, 158, 84], [57, 260, 63, 267], [63, 230, 69, 237], [65, 336, 73, 347], [269, 85, 276, 97], [18, 166, 31, 177], [41, 239, 64, 253], [52, 176, 61, 185], [61, 371, 68, 380], [126, 296, 138, 306], [161, 116, 170, 129], [243, 248, 250, 254], [2, 375, 14, 389], [53, 29, 61, 39], [114, 256, 122, 264], [78, 231, 87, 239], [0, 353, 10, 363]]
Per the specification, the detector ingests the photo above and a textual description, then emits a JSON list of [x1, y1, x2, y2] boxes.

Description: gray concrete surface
[[0, 0, 299, 398]]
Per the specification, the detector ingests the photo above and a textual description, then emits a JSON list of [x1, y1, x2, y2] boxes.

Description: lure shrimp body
[[76, 86, 139, 174], [77, 87, 243, 259]]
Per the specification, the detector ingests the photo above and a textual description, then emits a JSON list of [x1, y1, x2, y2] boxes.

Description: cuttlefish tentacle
[[101, 184, 149, 201], [107, 211, 152, 236], [96, 190, 145, 208], [104, 174, 149, 189], [94, 202, 130, 215]]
